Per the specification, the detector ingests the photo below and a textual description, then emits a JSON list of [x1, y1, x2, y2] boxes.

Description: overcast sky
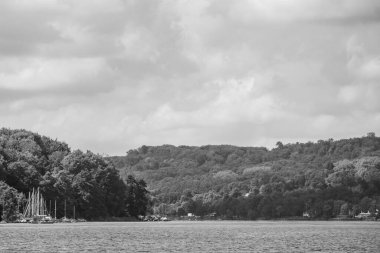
[[1, 0, 380, 155]]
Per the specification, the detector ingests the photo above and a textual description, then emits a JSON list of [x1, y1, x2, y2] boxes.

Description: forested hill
[[109, 133, 380, 219], [0, 128, 148, 222]]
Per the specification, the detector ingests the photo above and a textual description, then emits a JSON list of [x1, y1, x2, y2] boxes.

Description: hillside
[[109, 133, 380, 219], [0, 128, 148, 221]]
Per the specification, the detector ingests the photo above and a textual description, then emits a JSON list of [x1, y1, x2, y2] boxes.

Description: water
[[0, 221, 379, 252]]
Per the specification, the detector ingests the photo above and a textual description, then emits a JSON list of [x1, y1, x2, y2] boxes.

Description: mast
[[1, 197, 4, 219], [40, 189, 43, 215], [23, 188, 52, 219], [64, 199, 67, 218], [36, 189, 38, 215], [42, 195, 45, 215], [39, 189, 41, 215], [26, 192, 32, 215], [40, 189, 42, 215], [31, 188, 35, 217], [24, 191, 31, 217], [37, 188, 40, 216], [54, 199, 57, 219]]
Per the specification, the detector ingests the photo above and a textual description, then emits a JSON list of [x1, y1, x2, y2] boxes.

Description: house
[[355, 211, 371, 219]]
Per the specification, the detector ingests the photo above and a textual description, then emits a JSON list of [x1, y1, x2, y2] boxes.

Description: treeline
[[109, 133, 380, 219], [0, 128, 148, 222]]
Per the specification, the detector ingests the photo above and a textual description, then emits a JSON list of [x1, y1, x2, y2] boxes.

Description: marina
[[14, 188, 83, 224], [21, 188, 53, 223]]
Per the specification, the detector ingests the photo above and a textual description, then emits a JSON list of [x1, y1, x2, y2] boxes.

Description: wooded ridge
[[109, 133, 380, 219], [1, 127, 379, 221]]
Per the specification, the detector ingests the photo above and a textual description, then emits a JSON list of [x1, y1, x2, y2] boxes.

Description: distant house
[[187, 213, 193, 217], [355, 211, 371, 219], [302, 212, 310, 218]]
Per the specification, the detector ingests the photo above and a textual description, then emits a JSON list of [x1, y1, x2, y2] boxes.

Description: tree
[[340, 202, 349, 215], [96, 167, 127, 217], [322, 200, 334, 218], [0, 128, 151, 221], [367, 132, 376, 138], [181, 199, 195, 214], [139, 145, 149, 154], [0, 182, 22, 222], [125, 175, 149, 217], [276, 141, 284, 149], [6, 161, 41, 192], [359, 197, 372, 212], [325, 160, 356, 187], [259, 184, 272, 195]]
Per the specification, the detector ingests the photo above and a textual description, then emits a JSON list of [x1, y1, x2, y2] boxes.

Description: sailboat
[[61, 199, 71, 223], [22, 188, 54, 223]]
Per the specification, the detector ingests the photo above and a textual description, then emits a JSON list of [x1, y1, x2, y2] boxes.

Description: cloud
[[208, 0, 380, 24], [359, 58, 380, 80], [0, 58, 112, 91], [0, 0, 379, 154], [143, 77, 280, 129]]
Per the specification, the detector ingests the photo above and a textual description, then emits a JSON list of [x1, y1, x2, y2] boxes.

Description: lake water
[[0, 221, 379, 252]]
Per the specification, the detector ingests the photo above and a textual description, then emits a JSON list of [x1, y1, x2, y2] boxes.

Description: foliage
[[0, 128, 148, 221], [125, 175, 149, 217], [109, 134, 380, 219], [0, 181, 23, 222]]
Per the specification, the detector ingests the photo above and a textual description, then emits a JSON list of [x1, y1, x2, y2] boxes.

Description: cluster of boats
[[141, 215, 171, 222], [16, 188, 85, 224], [16, 216, 86, 224]]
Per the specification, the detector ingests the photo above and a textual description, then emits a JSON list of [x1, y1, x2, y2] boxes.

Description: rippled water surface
[[0, 221, 379, 252]]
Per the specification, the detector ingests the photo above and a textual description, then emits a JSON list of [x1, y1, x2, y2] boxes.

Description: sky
[[1, 0, 380, 155]]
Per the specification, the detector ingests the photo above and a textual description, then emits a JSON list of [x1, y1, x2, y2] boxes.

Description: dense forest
[[0, 128, 148, 222], [1, 128, 379, 222], [109, 133, 380, 220]]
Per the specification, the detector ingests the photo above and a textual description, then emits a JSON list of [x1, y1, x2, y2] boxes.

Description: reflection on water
[[0, 221, 379, 252]]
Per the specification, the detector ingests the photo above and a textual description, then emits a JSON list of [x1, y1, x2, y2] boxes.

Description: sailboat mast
[[37, 188, 40, 216], [28, 195, 30, 217], [39, 192, 42, 216], [42, 196, 45, 215], [1, 198, 4, 219], [25, 191, 31, 217], [31, 188, 35, 216], [34, 189, 37, 216], [55, 199, 57, 219], [34, 188, 39, 215], [39, 193, 41, 216], [40, 189, 42, 215]]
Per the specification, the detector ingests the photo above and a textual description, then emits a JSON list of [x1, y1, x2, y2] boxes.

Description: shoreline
[[1, 219, 379, 225]]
